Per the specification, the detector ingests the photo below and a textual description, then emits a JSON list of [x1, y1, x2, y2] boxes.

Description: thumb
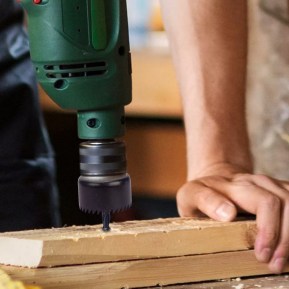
[[177, 181, 237, 221]]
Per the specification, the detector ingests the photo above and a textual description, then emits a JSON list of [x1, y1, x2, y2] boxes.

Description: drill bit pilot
[[20, 0, 132, 231]]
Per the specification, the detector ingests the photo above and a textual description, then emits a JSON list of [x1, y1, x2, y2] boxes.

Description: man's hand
[[177, 163, 289, 274], [161, 0, 288, 274]]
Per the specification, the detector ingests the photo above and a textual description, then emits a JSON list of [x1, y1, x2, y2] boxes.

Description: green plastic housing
[[21, 0, 132, 139]]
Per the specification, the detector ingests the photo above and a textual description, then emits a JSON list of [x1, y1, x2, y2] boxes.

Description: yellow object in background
[[150, 0, 164, 31], [0, 270, 41, 289]]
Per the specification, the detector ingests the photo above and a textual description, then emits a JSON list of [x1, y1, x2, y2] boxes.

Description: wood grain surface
[[160, 275, 289, 289], [0, 218, 256, 268], [2, 251, 289, 289]]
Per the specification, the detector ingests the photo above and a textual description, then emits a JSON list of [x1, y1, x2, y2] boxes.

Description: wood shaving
[[232, 284, 244, 289]]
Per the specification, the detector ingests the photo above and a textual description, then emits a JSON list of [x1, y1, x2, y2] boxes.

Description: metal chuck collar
[[78, 140, 132, 228]]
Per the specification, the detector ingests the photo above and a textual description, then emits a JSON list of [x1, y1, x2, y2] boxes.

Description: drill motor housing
[[21, 0, 132, 140]]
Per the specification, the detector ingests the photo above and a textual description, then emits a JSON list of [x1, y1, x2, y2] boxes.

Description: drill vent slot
[[44, 61, 107, 79]]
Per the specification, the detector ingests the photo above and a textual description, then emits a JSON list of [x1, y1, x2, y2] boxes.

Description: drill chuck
[[78, 140, 132, 215]]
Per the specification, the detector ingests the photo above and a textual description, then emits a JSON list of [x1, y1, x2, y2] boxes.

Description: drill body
[[21, 0, 132, 228]]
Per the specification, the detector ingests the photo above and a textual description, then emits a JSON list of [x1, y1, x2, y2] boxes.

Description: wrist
[[187, 161, 253, 180], [186, 121, 253, 179]]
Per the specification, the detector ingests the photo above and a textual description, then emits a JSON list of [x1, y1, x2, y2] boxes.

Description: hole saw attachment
[[78, 140, 132, 231]]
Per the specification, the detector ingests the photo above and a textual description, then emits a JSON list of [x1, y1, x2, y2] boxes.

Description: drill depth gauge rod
[[21, 0, 132, 231]]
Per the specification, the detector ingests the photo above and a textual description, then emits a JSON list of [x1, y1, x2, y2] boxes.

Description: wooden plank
[[160, 275, 289, 289], [0, 269, 41, 289], [2, 251, 289, 289], [0, 218, 256, 268]]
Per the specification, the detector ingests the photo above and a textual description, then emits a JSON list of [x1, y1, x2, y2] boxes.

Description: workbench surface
[[151, 275, 289, 289]]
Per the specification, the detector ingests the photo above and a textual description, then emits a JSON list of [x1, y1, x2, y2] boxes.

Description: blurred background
[[39, 0, 289, 226]]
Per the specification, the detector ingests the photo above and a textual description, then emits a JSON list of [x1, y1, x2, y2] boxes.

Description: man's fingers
[[177, 181, 237, 221], [235, 174, 289, 268], [201, 176, 281, 263], [195, 185, 237, 221], [269, 203, 289, 273], [254, 195, 281, 263], [176, 182, 199, 217], [244, 174, 289, 200], [177, 171, 289, 274]]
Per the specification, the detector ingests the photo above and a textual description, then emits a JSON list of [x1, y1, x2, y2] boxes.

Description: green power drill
[[20, 0, 132, 231]]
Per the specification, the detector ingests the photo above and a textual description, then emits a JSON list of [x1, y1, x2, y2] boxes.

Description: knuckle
[[197, 188, 217, 204], [259, 228, 279, 244], [233, 173, 252, 182], [176, 186, 188, 205], [233, 179, 254, 187], [176, 190, 191, 217], [261, 195, 281, 211], [254, 174, 272, 183], [254, 174, 282, 188], [207, 175, 225, 182], [200, 176, 226, 186]]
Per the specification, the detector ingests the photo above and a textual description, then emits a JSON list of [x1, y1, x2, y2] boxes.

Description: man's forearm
[[161, 0, 252, 179]]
